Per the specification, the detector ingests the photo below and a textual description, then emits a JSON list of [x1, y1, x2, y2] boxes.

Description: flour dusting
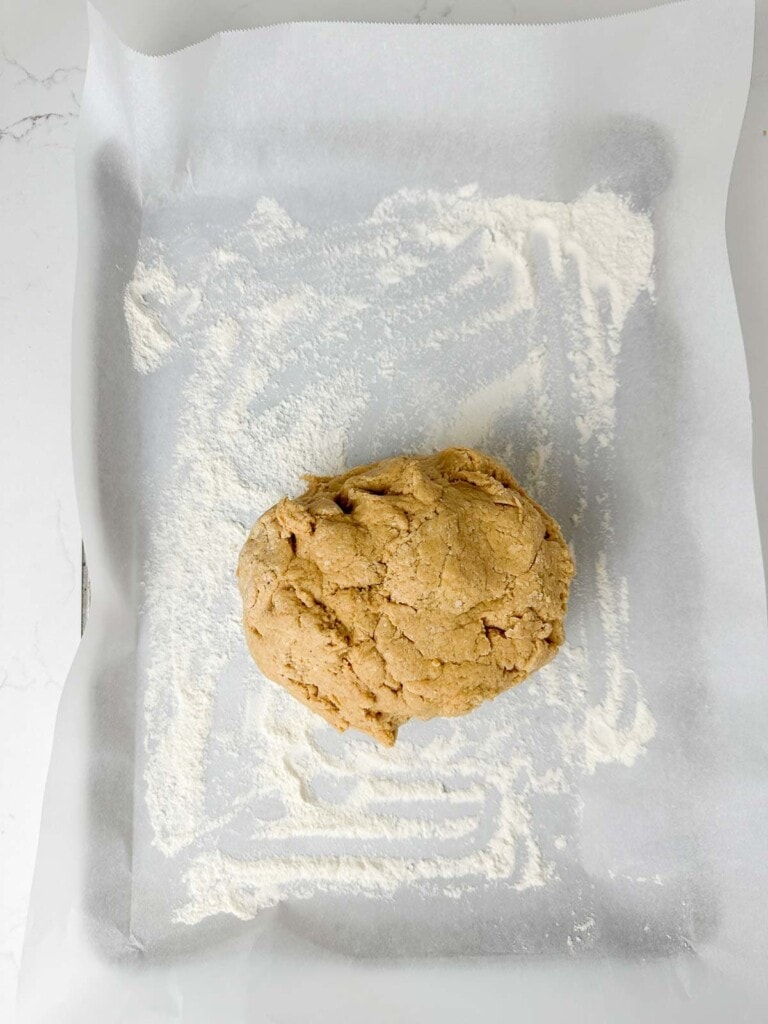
[[127, 185, 657, 927], [124, 256, 199, 373]]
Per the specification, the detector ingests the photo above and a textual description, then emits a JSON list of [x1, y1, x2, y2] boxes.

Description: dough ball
[[237, 447, 574, 746]]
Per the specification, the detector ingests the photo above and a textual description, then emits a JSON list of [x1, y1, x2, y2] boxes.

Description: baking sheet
[[18, 0, 768, 1021]]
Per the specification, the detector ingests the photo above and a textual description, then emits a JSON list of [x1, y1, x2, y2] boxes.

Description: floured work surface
[[131, 187, 665, 954], [19, 3, 768, 1023]]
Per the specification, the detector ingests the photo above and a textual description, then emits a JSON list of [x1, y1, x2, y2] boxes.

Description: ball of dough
[[237, 447, 574, 746]]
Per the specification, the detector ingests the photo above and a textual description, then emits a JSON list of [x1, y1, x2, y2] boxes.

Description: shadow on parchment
[[239, 112, 677, 227], [81, 142, 142, 963]]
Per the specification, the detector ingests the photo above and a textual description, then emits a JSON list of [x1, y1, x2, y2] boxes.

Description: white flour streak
[[124, 255, 201, 373], [583, 554, 656, 771], [128, 185, 657, 925]]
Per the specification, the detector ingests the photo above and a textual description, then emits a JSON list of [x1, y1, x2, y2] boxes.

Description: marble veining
[[0, 16, 85, 1023]]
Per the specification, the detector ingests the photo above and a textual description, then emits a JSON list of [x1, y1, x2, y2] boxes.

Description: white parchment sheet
[[18, 1, 768, 1021]]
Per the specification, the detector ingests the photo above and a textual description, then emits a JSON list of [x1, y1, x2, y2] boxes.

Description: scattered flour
[[127, 185, 657, 928], [123, 256, 200, 373]]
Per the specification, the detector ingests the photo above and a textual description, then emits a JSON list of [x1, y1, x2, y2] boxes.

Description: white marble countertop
[[2, 0, 766, 1019]]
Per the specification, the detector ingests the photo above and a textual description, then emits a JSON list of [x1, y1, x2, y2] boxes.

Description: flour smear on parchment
[[125, 185, 656, 925]]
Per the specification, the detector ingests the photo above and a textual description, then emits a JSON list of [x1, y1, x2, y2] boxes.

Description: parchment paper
[[18, 1, 768, 1021]]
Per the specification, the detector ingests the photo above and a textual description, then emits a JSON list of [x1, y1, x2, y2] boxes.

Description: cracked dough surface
[[237, 447, 574, 746]]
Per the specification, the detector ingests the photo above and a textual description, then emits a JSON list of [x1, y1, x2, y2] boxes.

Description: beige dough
[[237, 447, 574, 746]]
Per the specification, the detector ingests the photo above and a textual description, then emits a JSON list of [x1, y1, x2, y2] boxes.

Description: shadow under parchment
[[81, 143, 143, 963]]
